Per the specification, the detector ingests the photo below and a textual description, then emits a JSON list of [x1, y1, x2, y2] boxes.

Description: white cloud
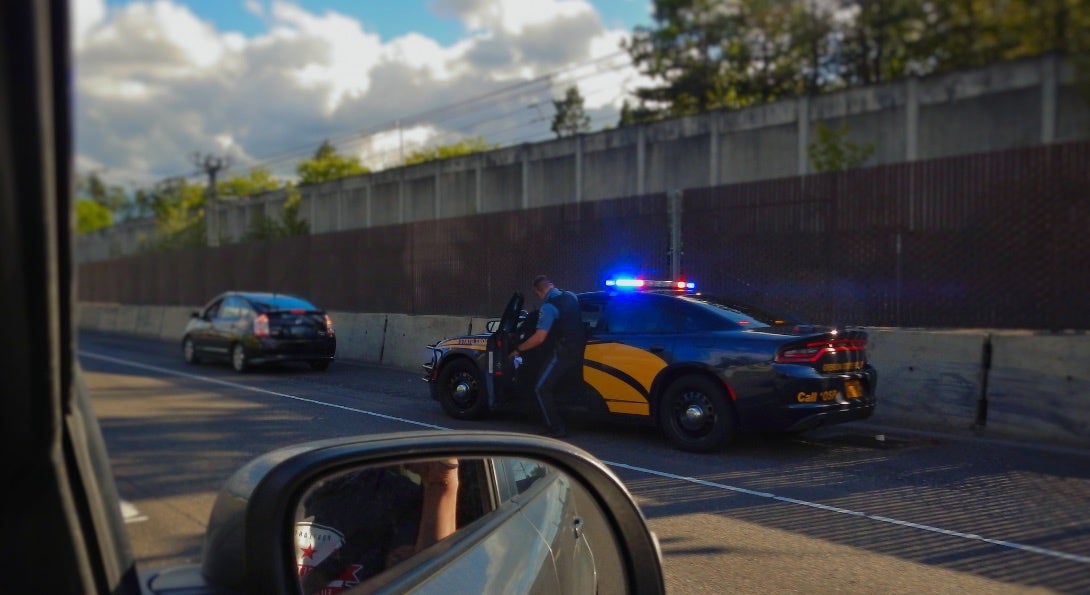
[[434, 0, 595, 36], [244, 0, 265, 18], [72, 0, 640, 188], [72, 0, 106, 49]]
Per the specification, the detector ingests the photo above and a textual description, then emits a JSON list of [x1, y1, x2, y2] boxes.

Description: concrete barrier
[[383, 314, 474, 370], [988, 332, 1090, 445], [76, 302, 1089, 449], [161, 306, 197, 342], [865, 329, 988, 432], [329, 312, 387, 363], [133, 306, 164, 338]]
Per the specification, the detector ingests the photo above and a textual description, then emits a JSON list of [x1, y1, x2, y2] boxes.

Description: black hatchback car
[[183, 291, 336, 372]]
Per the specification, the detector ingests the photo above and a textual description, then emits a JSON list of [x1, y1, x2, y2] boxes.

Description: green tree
[[807, 122, 875, 172], [242, 183, 310, 241], [625, 0, 754, 118], [625, 0, 840, 119], [279, 184, 310, 236], [403, 136, 499, 166], [76, 171, 128, 224], [77, 171, 127, 211], [217, 167, 281, 199], [625, 0, 1090, 120], [551, 86, 592, 137], [76, 199, 113, 233], [838, 0, 930, 85], [133, 177, 207, 252], [296, 140, 369, 185]]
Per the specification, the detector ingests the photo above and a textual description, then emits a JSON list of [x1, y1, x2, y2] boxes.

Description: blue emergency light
[[605, 278, 696, 291]]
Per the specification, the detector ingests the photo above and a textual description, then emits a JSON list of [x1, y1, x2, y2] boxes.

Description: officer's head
[[532, 275, 554, 299]]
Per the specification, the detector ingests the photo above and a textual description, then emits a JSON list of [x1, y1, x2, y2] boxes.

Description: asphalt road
[[80, 331, 1090, 594]]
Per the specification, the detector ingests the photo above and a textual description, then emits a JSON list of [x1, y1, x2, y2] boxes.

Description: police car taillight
[[254, 313, 270, 338], [324, 314, 335, 336], [776, 339, 865, 363]]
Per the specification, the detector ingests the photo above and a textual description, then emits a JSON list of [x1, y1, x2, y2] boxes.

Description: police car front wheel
[[436, 359, 490, 420]]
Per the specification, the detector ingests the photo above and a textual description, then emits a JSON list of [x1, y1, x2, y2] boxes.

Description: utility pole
[[194, 152, 231, 246]]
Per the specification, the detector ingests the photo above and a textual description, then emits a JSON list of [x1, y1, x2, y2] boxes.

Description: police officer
[[509, 275, 585, 438]]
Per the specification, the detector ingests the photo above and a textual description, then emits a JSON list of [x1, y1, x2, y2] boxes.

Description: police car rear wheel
[[660, 375, 735, 452], [437, 359, 489, 419]]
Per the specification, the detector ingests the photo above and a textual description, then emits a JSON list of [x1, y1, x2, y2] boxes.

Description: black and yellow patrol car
[[423, 279, 877, 452]]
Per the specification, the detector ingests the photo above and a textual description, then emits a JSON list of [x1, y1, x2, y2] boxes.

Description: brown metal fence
[[78, 141, 1090, 329]]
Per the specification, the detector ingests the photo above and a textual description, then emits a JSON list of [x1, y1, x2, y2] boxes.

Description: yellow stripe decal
[[605, 401, 650, 416], [585, 342, 667, 392], [584, 367, 645, 404]]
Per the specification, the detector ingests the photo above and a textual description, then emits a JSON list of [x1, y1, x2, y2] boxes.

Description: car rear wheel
[[231, 343, 249, 373], [436, 359, 489, 420], [309, 360, 331, 371], [659, 375, 735, 452], [183, 336, 200, 364]]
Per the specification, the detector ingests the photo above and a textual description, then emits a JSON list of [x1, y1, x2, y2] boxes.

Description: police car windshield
[[681, 295, 799, 328]]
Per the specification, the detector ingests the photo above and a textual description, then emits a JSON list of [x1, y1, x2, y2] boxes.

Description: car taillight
[[254, 313, 270, 338], [776, 339, 864, 363], [324, 314, 335, 336]]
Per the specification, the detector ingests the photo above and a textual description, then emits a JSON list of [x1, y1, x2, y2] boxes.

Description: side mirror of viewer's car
[[146, 432, 665, 595]]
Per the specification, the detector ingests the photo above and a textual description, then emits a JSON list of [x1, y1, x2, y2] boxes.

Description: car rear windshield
[[249, 295, 321, 313], [680, 295, 799, 329]]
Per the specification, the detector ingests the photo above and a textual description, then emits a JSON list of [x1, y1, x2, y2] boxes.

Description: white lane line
[[605, 461, 1090, 565], [82, 351, 1089, 566], [120, 500, 148, 524], [80, 352, 449, 431]]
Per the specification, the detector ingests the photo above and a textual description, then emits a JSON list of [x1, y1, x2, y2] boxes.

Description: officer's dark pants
[[533, 352, 579, 433]]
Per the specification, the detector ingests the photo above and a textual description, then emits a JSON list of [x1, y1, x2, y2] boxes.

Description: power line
[[141, 49, 639, 185]]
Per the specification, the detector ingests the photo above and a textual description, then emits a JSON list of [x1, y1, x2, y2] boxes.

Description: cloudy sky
[[71, 0, 654, 189]]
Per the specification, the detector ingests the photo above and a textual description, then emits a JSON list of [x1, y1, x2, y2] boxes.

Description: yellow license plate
[[844, 380, 862, 398]]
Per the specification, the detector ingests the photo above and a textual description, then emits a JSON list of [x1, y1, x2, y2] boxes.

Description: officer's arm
[[514, 328, 548, 355]]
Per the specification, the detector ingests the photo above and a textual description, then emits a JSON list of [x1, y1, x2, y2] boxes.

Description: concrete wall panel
[[161, 306, 196, 341], [987, 333, 1090, 446], [583, 147, 638, 201], [329, 311, 387, 362], [1057, 86, 1090, 143], [405, 176, 437, 223], [371, 181, 402, 226], [382, 314, 473, 370], [719, 124, 798, 183], [918, 88, 1040, 159], [646, 135, 710, 192], [479, 163, 523, 213], [528, 155, 576, 207], [438, 169, 477, 218], [865, 329, 987, 431]]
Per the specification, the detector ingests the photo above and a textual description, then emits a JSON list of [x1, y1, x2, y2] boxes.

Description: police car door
[[486, 292, 524, 401], [583, 293, 678, 417]]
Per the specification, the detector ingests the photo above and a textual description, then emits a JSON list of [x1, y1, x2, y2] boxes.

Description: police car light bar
[[605, 278, 696, 291]]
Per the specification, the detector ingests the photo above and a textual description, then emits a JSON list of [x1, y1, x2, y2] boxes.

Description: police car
[[424, 279, 877, 452]]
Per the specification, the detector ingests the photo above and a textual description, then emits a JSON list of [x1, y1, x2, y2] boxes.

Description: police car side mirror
[[145, 431, 665, 595], [486, 319, 500, 333]]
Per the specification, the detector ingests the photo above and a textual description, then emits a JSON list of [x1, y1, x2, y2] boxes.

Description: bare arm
[[413, 460, 460, 551]]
